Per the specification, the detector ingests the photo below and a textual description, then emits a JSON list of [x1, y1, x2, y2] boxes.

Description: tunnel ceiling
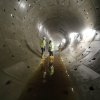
[[22, 0, 100, 47]]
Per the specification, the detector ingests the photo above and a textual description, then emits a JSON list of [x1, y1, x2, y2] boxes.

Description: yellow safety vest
[[49, 42, 54, 51], [40, 40, 45, 48]]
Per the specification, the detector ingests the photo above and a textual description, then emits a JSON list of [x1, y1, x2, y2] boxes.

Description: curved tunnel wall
[[0, 0, 100, 100]]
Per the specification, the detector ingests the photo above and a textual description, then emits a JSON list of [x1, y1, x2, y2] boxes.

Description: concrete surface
[[0, 0, 100, 100]]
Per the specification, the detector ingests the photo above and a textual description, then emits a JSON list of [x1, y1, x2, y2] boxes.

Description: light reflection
[[29, 4, 31, 7], [82, 28, 96, 42], [20, 2, 25, 8], [71, 88, 74, 92], [82, 28, 95, 36], [38, 23, 43, 31], [11, 14, 13, 17], [69, 32, 78, 44], [62, 38, 66, 43]]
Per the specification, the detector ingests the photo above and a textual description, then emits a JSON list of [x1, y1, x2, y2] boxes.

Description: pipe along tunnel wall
[[0, 0, 100, 100]]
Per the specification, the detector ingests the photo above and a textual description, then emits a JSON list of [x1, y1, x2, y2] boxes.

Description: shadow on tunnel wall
[[25, 41, 41, 58]]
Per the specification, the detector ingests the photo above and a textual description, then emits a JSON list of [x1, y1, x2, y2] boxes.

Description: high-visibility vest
[[40, 40, 46, 48], [49, 42, 54, 51], [50, 66, 54, 75]]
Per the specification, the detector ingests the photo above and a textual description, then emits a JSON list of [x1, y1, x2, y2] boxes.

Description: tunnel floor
[[18, 54, 77, 100]]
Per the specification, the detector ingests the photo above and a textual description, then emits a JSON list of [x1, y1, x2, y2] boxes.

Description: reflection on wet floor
[[18, 55, 77, 100]]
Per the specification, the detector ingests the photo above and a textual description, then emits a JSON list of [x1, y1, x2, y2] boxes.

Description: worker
[[40, 37, 46, 58], [58, 43, 62, 56], [48, 40, 55, 76], [48, 40, 54, 56]]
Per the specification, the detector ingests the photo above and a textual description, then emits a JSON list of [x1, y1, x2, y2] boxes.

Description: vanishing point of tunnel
[[0, 0, 100, 100]]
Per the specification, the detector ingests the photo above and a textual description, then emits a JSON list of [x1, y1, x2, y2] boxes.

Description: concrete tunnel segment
[[0, 0, 100, 100]]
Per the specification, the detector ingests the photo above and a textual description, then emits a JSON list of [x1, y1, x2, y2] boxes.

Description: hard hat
[[43, 37, 46, 40]]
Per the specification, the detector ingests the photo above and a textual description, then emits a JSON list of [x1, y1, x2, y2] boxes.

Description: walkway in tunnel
[[18, 54, 77, 100]]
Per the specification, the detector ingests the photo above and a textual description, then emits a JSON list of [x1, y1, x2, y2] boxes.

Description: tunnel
[[0, 0, 100, 100]]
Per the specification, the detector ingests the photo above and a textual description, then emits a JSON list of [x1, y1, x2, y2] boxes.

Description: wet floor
[[18, 55, 77, 100]]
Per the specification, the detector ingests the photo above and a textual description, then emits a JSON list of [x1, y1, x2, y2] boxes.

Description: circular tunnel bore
[[0, 0, 100, 100]]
